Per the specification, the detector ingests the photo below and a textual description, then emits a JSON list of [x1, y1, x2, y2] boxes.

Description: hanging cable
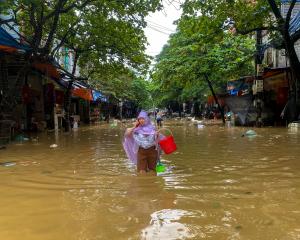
[[146, 25, 174, 35], [146, 20, 176, 32]]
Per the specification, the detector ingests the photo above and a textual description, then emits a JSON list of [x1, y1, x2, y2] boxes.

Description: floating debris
[[15, 134, 29, 141], [0, 161, 16, 167], [242, 129, 257, 137], [50, 144, 58, 148], [246, 130, 257, 136]]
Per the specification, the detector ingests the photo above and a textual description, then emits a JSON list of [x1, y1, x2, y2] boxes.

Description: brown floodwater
[[1, 120, 300, 240]]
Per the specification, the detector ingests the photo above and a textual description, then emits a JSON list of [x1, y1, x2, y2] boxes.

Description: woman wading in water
[[123, 110, 161, 174]]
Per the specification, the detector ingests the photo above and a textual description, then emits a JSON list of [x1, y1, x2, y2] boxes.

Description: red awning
[[32, 62, 60, 80], [72, 88, 93, 101], [0, 45, 18, 53]]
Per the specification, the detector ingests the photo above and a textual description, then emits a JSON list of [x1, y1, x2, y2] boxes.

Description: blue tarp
[[281, 0, 300, 3], [0, 26, 30, 51], [227, 78, 253, 96], [92, 89, 108, 102]]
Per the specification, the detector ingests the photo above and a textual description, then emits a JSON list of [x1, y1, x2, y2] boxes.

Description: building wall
[[55, 46, 80, 76], [264, 2, 300, 68]]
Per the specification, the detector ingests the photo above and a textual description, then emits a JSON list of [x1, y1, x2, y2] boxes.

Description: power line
[[147, 23, 175, 34], [146, 19, 176, 32], [163, 0, 182, 11], [147, 25, 174, 35], [163, 0, 182, 10]]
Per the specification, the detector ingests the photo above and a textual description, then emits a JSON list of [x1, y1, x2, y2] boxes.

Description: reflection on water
[[141, 209, 197, 239], [1, 121, 300, 239]]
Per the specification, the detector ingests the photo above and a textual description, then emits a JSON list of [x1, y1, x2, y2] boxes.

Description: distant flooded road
[[1, 120, 300, 240]]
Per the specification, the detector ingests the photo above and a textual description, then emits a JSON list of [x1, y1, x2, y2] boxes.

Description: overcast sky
[[144, 1, 182, 58]]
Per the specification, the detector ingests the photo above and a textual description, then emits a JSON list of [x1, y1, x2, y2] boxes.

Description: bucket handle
[[157, 127, 174, 136]]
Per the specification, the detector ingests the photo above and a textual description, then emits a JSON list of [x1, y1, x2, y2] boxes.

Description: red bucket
[[158, 129, 177, 154]]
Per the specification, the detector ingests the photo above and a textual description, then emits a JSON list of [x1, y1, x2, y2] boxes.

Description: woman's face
[[138, 117, 146, 126]]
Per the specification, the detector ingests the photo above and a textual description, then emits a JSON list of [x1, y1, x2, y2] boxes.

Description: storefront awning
[[92, 89, 108, 102], [0, 27, 30, 53], [32, 62, 61, 80], [72, 88, 93, 101]]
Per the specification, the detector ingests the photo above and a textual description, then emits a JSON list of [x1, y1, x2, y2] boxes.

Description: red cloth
[[0, 45, 17, 53], [276, 87, 288, 106], [72, 88, 93, 101], [32, 62, 60, 79], [55, 90, 64, 104]]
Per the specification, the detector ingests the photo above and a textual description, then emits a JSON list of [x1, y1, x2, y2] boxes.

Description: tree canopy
[[0, 0, 161, 64], [0, 0, 163, 106], [181, 0, 300, 85], [150, 13, 255, 108]]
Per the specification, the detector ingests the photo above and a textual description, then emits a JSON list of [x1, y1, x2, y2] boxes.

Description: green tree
[[0, 0, 162, 125], [0, 0, 162, 59], [182, 0, 300, 104], [130, 77, 152, 110], [151, 14, 255, 119]]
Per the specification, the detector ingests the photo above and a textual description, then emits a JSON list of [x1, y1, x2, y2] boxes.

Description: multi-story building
[[56, 46, 80, 76], [264, 0, 300, 68]]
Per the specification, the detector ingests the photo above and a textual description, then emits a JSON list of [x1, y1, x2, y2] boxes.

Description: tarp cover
[[92, 89, 108, 102], [32, 62, 61, 80], [72, 88, 93, 101], [0, 27, 30, 52], [227, 77, 254, 96]]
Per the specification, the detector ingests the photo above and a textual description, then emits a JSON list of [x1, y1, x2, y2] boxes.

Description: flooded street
[[1, 120, 300, 240]]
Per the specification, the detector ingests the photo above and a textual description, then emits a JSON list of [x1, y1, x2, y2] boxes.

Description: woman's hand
[[125, 121, 139, 137], [134, 120, 140, 128]]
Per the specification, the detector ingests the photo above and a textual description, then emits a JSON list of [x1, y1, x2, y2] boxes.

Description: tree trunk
[[120, 101, 123, 120], [204, 74, 225, 124], [177, 101, 182, 117], [285, 37, 300, 87], [281, 23, 300, 121]]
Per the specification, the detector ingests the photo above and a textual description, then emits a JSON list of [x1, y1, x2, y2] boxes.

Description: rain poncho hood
[[134, 110, 156, 135]]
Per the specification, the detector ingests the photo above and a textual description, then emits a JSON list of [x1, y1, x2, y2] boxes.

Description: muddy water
[[0, 121, 300, 240]]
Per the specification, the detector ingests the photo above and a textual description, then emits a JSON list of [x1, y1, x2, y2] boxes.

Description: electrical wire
[[146, 19, 176, 32], [146, 25, 175, 35]]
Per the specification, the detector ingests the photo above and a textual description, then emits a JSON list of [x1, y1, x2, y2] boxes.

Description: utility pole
[[254, 30, 264, 127]]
